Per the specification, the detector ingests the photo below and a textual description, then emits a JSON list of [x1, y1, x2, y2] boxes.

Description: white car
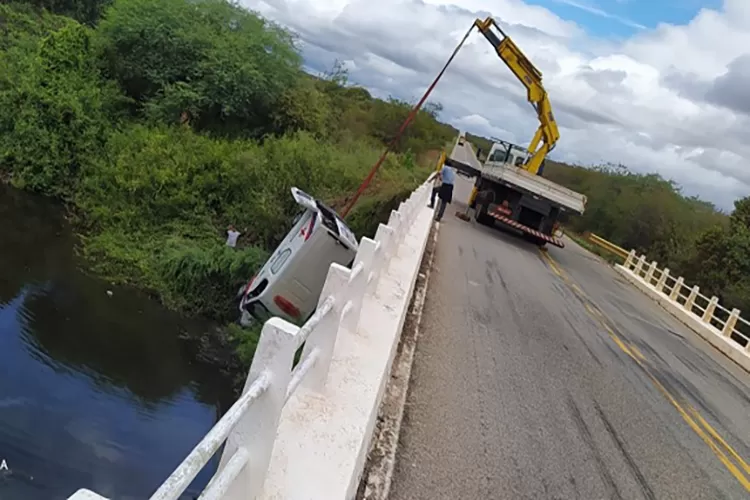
[[239, 187, 358, 326]]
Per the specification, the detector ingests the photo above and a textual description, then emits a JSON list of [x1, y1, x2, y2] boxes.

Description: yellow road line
[[539, 250, 563, 277], [629, 343, 646, 363], [688, 405, 750, 478], [540, 249, 750, 492], [647, 372, 750, 491]]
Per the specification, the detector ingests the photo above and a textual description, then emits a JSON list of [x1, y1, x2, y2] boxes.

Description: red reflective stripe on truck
[[488, 213, 565, 248]]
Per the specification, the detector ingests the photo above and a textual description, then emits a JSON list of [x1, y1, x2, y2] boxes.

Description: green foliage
[[15, 0, 112, 25], [540, 159, 750, 313], [0, 3, 74, 49], [158, 241, 268, 317], [96, 0, 301, 137], [543, 162, 725, 269], [0, 18, 125, 197], [225, 322, 261, 366], [0, 2, 458, 367]]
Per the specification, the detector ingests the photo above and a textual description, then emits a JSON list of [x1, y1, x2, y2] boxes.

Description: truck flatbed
[[446, 143, 586, 215], [480, 162, 586, 214]]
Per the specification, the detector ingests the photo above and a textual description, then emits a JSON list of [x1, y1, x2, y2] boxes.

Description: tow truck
[[445, 17, 587, 248]]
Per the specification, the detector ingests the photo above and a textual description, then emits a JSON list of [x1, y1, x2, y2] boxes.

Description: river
[[0, 184, 236, 499]]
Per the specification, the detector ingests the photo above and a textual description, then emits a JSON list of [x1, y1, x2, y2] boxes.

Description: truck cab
[[485, 141, 538, 172]]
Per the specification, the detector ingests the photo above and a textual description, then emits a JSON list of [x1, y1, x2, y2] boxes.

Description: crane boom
[[473, 17, 560, 175]]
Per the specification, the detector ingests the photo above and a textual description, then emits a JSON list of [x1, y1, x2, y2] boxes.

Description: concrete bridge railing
[[69, 178, 435, 500], [617, 251, 750, 372]]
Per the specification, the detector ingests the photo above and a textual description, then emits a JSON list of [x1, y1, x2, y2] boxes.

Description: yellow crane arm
[[474, 17, 560, 175]]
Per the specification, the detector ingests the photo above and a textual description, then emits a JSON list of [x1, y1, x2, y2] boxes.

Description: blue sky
[[527, 0, 722, 37]]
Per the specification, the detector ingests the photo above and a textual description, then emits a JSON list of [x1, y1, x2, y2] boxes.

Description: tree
[[95, 0, 302, 137], [15, 0, 112, 25], [0, 20, 123, 197]]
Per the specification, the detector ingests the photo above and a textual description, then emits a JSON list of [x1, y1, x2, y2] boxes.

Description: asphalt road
[[450, 140, 483, 170], [390, 171, 750, 499]]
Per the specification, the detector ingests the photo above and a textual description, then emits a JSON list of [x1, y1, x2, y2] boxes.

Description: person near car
[[226, 225, 241, 248], [434, 164, 455, 222]]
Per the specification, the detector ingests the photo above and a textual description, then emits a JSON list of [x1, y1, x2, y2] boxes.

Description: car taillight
[[274, 295, 300, 319], [243, 275, 256, 295], [300, 213, 316, 241]]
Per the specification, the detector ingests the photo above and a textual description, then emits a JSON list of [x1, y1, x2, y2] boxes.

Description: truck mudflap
[[487, 211, 565, 248]]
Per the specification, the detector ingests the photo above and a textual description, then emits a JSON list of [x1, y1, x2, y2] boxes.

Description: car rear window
[[316, 202, 342, 236], [315, 201, 357, 247]]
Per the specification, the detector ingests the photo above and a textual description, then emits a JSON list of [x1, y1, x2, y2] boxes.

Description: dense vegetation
[[541, 161, 750, 315], [0, 0, 456, 364]]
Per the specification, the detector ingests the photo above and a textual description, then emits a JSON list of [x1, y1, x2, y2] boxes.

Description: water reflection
[[0, 184, 234, 499]]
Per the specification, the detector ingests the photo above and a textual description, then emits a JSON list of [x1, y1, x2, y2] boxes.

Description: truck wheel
[[523, 233, 545, 248], [474, 202, 492, 226]]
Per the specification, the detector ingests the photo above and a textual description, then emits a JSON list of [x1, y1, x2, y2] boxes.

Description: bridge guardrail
[[68, 178, 436, 500], [585, 232, 630, 260], [618, 251, 750, 369]]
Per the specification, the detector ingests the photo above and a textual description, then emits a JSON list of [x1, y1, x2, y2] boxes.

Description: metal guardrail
[[68, 179, 435, 500], [585, 232, 630, 260], [622, 251, 750, 350]]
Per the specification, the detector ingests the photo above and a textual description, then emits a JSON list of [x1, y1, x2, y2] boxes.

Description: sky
[[240, 0, 750, 210]]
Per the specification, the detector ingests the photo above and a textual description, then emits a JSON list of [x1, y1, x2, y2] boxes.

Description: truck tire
[[474, 200, 493, 226], [523, 233, 546, 248]]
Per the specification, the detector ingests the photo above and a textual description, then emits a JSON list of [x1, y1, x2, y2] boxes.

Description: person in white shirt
[[226, 225, 241, 248]]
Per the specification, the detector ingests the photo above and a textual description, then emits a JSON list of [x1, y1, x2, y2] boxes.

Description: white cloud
[[243, 0, 750, 210]]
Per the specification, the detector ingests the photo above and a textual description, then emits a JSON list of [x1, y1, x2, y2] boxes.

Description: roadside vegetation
[[541, 161, 750, 315], [0, 0, 456, 365]]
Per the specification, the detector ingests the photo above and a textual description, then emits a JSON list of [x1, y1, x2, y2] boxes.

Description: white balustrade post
[[220, 318, 299, 500], [67, 490, 109, 500], [373, 223, 394, 282], [387, 210, 403, 252], [723, 309, 740, 337], [402, 197, 414, 225], [400, 200, 413, 233], [624, 250, 636, 269], [417, 184, 427, 206], [702, 296, 719, 323], [656, 268, 669, 292], [299, 263, 352, 392], [406, 196, 418, 226], [685, 286, 700, 312], [634, 255, 646, 276], [669, 277, 684, 301], [340, 237, 379, 336], [645, 261, 657, 284], [419, 183, 430, 205]]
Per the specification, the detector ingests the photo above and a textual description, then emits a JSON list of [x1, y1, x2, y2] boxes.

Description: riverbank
[[0, 1, 455, 377]]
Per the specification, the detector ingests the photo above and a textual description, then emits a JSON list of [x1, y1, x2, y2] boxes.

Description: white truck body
[[448, 140, 587, 215], [480, 161, 587, 215]]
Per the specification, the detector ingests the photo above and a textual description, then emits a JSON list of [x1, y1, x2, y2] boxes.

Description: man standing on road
[[433, 163, 455, 222]]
